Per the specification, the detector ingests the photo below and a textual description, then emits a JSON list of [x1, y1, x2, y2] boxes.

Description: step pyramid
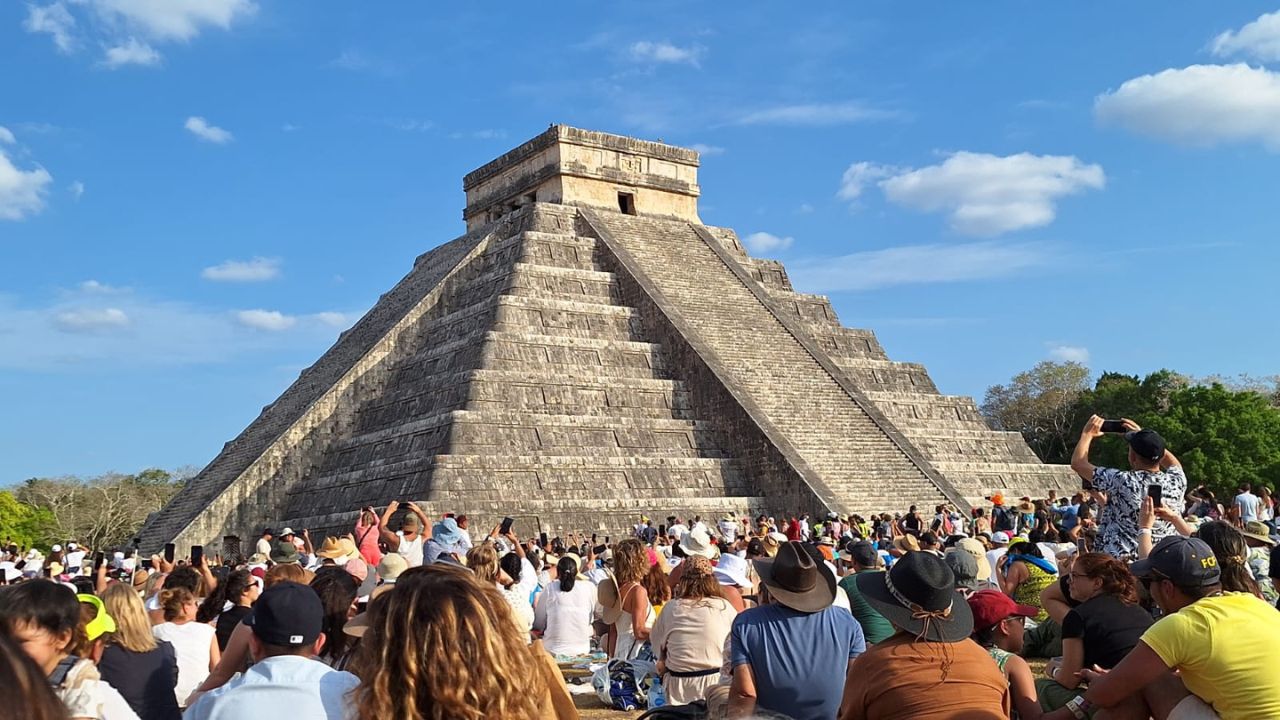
[[140, 126, 1075, 552]]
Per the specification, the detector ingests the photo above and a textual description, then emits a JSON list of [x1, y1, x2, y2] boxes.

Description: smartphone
[[1147, 484, 1163, 505], [93, 551, 105, 571], [499, 517, 514, 535], [191, 545, 204, 568], [141, 559, 153, 570], [539, 531, 549, 548], [163, 543, 175, 564], [591, 533, 598, 543], [1101, 419, 1128, 434], [593, 544, 607, 555], [1076, 537, 1086, 554]]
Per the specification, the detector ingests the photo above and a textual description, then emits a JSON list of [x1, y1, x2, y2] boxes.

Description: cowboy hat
[[892, 535, 921, 554], [679, 527, 717, 559], [316, 537, 346, 560], [857, 551, 973, 643], [1242, 521, 1277, 547], [751, 541, 836, 613]]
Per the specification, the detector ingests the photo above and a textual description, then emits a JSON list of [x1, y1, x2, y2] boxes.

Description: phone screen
[[93, 552, 105, 571], [593, 544, 607, 555], [163, 543, 175, 564], [539, 532, 549, 547], [191, 545, 204, 568], [1100, 419, 1128, 434], [1147, 484, 1163, 505], [499, 517, 514, 535]]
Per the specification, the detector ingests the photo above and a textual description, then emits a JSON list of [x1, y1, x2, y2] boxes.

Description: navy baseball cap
[[245, 581, 323, 646], [842, 541, 879, 567], [1124, 429, 1166, 463], [1130, 536, 1221, 588]]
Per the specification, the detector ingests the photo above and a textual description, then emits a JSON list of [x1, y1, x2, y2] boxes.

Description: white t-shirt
[[541, 579, 596, 656], [255, 537, 272, 556], [152, 621, 216, 707], [986, 547, 1008, 581], [64, 550, 87, 575], [396, 532, 424, 567]]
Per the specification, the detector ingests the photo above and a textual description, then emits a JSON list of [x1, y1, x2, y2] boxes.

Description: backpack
[[993, 506, 1015, 532], [593, 658, 659, 711]]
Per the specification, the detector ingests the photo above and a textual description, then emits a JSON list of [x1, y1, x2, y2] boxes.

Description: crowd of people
[[1, 416, 1279, 719]]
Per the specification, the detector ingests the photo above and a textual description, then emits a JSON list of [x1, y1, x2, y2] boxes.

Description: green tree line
[[1, 468, 190, 551], [982, 362, 1280, 498]]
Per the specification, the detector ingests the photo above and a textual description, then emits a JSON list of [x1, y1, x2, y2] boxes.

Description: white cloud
[[737, 102, 899, 126], [24, 2, 77, 53], [629, 41, 704, 67], [69, 180, 85, 200], [329, 49, 371, 70], [1211, 10, 1280, 61], [201, 257, 280, 282], [1095, 64, 1280, 151], [797, 203, 814, 214], [313, 312, 350, 328], [742, 232, 795, 254], [837, 161, 898, 201], [79, 280, 126, 293], [235, 309, 296, 331], [1047, 344, 1090, 363], [689, 143, 725, 156], [788, 241, 1052, 292], [0, 127, 15, 145], [101, 37, 161, 68], [53, 307, 129, 332], [0, 147, 54, 221], [387, 119, 433, 133], [184, 116, 233, 144], [89, 0, 256, 42], [281, 123, 300, 132], [846, 152, 1104, 236]]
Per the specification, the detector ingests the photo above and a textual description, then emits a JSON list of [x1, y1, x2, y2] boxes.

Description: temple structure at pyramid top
[[141, 125, 1076, 553]]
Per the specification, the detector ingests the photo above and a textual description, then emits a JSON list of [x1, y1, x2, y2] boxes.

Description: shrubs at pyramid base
[[141, 126, 1075, 552]]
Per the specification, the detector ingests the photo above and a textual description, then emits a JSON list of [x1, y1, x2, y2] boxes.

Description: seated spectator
[[184, 582, 359, 720], [997, 539, 1055, 623], [1047, 536, 1280, 719], [1194, 520, 1266, 600], [838, 541, 894, 644], [98, 583, 182, 720], [196, 569, 257, 651], [954, 537, 996, 590], [609, 539, 655, 661], [968, 590, 1043, 720], [466, 544, 534, 640], [651, 556, 737, 705], [840, 552, 1009, 719], [943, 548, 980, 597], [1239, 521, 1277, 603], [308, 568, 358, 669], [1038, 553, 1151, 713], [349, 565, 555, 719], [712, 552, 752, 612], [541, 555, 594, 657], [728, 541, 864, 719], [0, 625, 69, 720], [150, 587, 218, 709]]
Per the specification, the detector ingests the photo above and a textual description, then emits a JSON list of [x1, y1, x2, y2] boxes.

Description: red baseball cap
[[967, 589, 1038, 632]]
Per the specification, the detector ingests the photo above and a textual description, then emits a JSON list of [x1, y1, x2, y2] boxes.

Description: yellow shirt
[[1141, 592, 1280, 720]]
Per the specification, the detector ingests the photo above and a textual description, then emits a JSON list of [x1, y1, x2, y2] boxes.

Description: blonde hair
[[614, 538, 648, 585], [349, 565, 547, 720], [466, 543, 499, 584], [102, 583, 157, 653]]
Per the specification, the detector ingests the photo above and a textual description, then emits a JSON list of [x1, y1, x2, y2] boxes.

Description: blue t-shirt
[[1058, 504, 1080, 530], [730, 603, 866, 720]]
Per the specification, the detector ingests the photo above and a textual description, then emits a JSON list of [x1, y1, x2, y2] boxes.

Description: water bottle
[[649, 676, 666, 708]]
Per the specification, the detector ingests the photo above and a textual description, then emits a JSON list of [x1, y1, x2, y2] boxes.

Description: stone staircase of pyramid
[[281, 204, 767, 538]]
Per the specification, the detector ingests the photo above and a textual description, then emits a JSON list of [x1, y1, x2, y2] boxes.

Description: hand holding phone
[[499, 517, 515, 535], [163, 543, 176, 564], [1147, 484, 1163, 506], [191, 545, 204, 568], [1100, 419, 1128, 434], [93, 551, 105, 572]]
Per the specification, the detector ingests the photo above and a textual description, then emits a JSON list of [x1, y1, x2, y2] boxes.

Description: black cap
[[1130, 536, 1221, 588], [843, 540, 879, 567], [1124, 429, 1166, 463], [261, 527, 275, 536], [245, 581, 323, 646]]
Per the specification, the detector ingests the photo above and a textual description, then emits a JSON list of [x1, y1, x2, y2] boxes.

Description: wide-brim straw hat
[[315, 536, 345, 559], [1242, 521, 1277, 546], [679, 528, 717, 559], [597, 570, 623, 624], [857, 551, 974, 643], [751, 541, 836, 613]]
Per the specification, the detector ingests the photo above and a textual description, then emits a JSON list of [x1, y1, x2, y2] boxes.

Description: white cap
[[67, 542, 78, 550], [991, 532, 1010, 544], [280, 527, 296, 536], [51, 544, 63, 553]]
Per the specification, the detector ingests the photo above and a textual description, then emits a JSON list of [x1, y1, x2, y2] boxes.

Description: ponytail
[[557, 556, 578, 592]]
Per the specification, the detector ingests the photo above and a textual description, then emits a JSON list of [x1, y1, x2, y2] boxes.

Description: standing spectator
[[349, 565, 554, 719], [352, 507, 382, 567], [1232, 483, 1261, 526], [308, 569, 358, 669], [1070, 416, 1186, 558], [541, 555, 594, 657], [196, 570, 257, 651], [184, 582, 359, 720], [728, 541, 864, 719], [840, 552, 1009, 719], [1045, 536, 1280, 719], [651, 556, 737, 705], [98, 583, 182, 720], [255, 529, 274, 558], [967, 590, 1042, 720], [151, 588, 218, 709], [1258, 486, 1275, 523], [377, 501, 428, 567], [838, 541, 894, 644]]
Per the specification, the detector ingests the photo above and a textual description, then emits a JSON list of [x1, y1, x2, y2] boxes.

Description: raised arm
[[378, 501, 402, 550], [1070, 415, 1104, 481]]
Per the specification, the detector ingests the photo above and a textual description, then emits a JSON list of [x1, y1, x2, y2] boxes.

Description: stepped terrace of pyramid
[[140, 125, 1076, 552]]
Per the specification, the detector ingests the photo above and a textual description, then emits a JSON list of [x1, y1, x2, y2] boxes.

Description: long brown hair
[[102, 583, 157, 653], [349, 565, 547, 720], [1195, 521, 1261, 597], [613, 539, 648, 586], [641, 562, 671, 607], [1073, 553, 1139, 604], [672, 556, 724, 604]]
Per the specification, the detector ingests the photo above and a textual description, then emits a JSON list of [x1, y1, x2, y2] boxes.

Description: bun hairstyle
[[1072, 553, 1139, 605], [556, 556, 579, 592], [159, 587, 195, 622]]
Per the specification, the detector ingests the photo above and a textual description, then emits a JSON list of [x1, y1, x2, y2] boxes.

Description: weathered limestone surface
[[141, 126, 1075, 552]]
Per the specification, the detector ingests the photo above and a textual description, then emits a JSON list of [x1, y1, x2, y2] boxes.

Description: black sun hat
[[751, 540, 836, 613], [856, 550, 974, 642]]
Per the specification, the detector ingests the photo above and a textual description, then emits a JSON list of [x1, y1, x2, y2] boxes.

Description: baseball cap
[[245, 581, 323, 646], [990, 532, 1010, 544], [842, 540, 879, 567], [1124, 429, 1166, 463], [280, 527, 295, 536], [1130, 536, 1220, 588], [967, 589, 1038, 632]]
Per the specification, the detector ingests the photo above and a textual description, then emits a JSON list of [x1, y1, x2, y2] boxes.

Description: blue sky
[[3, 2, 1279, 482]]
